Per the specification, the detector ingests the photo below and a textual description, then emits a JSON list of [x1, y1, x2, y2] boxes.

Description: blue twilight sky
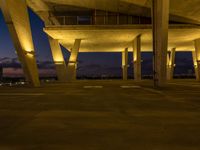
[[0, 9, 195, 77]]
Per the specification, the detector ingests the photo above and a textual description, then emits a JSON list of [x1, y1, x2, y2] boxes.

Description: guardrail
[[51, 15, 150, 25]]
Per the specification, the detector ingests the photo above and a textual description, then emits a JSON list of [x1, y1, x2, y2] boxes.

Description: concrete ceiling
[[27, 0, 200, 53], [44, 25, 200, 52]]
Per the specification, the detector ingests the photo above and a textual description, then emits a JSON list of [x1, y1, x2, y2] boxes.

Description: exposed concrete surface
[[152, 0, 169, 86], [48, 37, 68, 82], [133, 35, 142, 81], [0, 0, 40, 87], [66, 39, 81, 81], [0, 80, 200, 149], [44, 25, 200, 52], [39, 0, 200, 23], [167, 48, 176, 80]]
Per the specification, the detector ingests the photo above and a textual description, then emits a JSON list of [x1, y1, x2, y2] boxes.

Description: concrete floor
[[0, 80, 200, 150]]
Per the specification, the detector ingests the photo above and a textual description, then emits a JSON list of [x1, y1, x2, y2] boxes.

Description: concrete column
[[133, 35, 141, 81], [0, 0, 40, 87], [152, 0, 169, 87], [66, 39, 81, 81], [167, 48, 176, 80], [122, 48, 129, 80], [193, 39, 200, 81], [48, 37, 67, 82]]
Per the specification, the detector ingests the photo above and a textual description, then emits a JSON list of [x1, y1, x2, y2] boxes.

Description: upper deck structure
[[1, 0, 200, 87]]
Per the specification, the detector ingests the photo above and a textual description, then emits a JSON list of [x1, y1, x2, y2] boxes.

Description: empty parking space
[[0, 80, 200, 149]]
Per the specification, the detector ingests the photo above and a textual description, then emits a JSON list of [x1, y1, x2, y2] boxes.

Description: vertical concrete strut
[[48, 37, 67, 82], [193, 39, 200, 81], [152, 0, 169, 87], [122, 48, 129, 80], [133, 35, 141, 81], [42, 8, 67, 82], [167, 48, 176, 80], [66, 39, 81, 81], [0, 0, 40, 87]]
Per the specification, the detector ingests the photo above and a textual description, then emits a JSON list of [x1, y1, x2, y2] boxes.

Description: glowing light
[[194, 60, 198, 68], [68, 61, 77, 67], [55, 61, 64, 65], [25, 51, 35, 57]]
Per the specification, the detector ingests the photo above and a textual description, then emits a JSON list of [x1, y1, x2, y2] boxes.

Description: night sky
[[0, 9, 195, 78]]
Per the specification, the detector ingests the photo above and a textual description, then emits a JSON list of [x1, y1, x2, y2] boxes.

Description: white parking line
[[84, 86, 103, 89], [120, 85, 141, 89], [168, 83, 200, 87], [0, 93, 45, 96], [143, 88, 164, 94]]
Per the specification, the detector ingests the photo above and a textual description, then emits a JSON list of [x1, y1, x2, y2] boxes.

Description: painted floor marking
[[0, 93, 45, 96], [84, 86, 103, 89], [120, 85, 141, 89], [143, 88, 164, 94], [168, 83, 200, 87]]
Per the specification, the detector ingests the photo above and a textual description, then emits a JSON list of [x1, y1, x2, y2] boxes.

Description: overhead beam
[[27, 0, 60, 25]]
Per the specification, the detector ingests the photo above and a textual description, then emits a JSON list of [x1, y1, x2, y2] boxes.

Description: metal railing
[[55, 16, 93, 25], [51, 15, 151, 25]]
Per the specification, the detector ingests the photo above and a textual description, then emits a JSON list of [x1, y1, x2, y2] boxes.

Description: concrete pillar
[[48, 37, 67, 82], [152, 0, 169, 87], [66, 39, 81, 81], [133, 35, 141, 81], [0, 0, 40, 87], [193, 39, 200, 81], [122, 48, 129, 80], [167, 48, 176, 80], [43, 9, 66, 82]]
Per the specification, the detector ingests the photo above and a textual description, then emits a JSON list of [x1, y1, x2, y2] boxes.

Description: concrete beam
[[152, 0, 169, 87], [193, 39, 200, 81], [167, 48, 176, 80], [0, 0, 40, 87], [27, 0, 60, 25], [66, 39, 81, 81], [122, 48, 129, 80], [44, 24, 200, 53], [48, 37, 67, 82], [37, 11, 60, 25], [133, 35, 141, 81]]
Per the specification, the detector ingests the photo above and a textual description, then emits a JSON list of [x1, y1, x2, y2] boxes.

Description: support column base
[[122, 65, 128, 81], [66, 62, 77, 81], [55, 61, 68, 82]]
